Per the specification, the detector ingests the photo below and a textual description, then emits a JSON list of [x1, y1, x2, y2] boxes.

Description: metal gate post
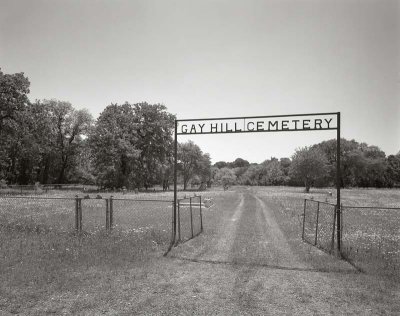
[[173, 119, 178, 244], [331, 205, 337, 253], [105, 198, 110, 230], [190, 197, 193, 238], [302, 199, 307, 240], [109, 196, 114, 230], [336, 111, 341, 252], [75, 195, 79, 231], [177, 199, 181, 242], [315, 201, 320, 246], [199, 196, 203, 232]]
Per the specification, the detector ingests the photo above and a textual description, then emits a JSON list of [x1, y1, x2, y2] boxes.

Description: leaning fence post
[[190, 197, 194, 238], [109, 196, 114, 230], [75, 195, 79, 231], [199, 195, 203, 232], [302, 199, 307, 240], [105, 198, 110, 230], [315, 201, 320, 246]]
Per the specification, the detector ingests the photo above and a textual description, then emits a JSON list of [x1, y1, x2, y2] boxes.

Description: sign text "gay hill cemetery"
[[177, 114, 337, 135]]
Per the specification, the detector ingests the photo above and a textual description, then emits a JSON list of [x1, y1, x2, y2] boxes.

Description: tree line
[[213, 140, 400, 191], [0, 69, 210, 190], [1, 69, 399, 191]]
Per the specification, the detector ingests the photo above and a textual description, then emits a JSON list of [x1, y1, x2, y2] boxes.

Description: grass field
[[0, 186, 399, 314]]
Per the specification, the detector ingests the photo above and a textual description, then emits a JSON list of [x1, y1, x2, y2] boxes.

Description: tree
[[90, 103, 140, 188], [0, 69, 30, 131], [178, 141, 211, 190], [289, 147, 328, 192], [214, 167, 236, 189], [132, 102, 175, 189], [387, 154, 400, 187], [90, 102, 175, 189]]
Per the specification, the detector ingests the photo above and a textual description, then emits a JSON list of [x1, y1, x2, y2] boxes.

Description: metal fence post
[[199, 196, 203, 232], [190, 197, 194, 238], [315, 201, 320, 246], [75, 195, 79, 231], [105, 198, 110, 230], [79, 198, 83, 232], [331, 205, 337, 253], [302, 199, 307, 240], [177, 199, 181, 242], [109, 196, 114, 230]]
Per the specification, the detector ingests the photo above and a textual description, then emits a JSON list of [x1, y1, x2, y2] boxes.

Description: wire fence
[[177, 196, 203, 243], [341, 205, 400, 275], [0, 195, 174, 237], [302, 199, 337, 253], [303, 199, 400, 275]]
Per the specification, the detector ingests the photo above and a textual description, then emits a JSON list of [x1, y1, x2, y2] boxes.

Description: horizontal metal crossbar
[[177, 112, 339, 122], [177, 127, 336, 135]]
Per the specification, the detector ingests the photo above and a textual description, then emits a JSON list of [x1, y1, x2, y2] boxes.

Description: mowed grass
[[253, 186, 400, 278]]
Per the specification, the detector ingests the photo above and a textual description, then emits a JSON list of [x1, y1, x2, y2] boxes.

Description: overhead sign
[[177, 113, 338, 135]]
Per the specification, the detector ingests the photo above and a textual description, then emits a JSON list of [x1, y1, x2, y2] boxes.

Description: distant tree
[[178, 141, 211, 190], [214, 161, 228, 169], [386, 154, 400, 186], [231, 158, 250, 168], [289, 147, 328, 192], [214, 167, 236, 189]]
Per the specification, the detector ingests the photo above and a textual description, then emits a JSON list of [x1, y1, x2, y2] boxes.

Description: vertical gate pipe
[[302, 199, 307, 240], [190, 197, 194, 238], [199, 196, 203, 232], [315, 201, 320, 245]]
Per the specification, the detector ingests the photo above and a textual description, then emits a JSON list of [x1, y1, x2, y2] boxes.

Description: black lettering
[[303, 120, 310, 129], [314, 119, 322, 129], [281, 120, 289, 130], [211, 123, 218, 133], [226, 123, 232, 132], [325, 118, 333, 128], [198, 123, 205, 133], [234, 122, 242, 132], [257, 121, 264, 131], [292, 120, 299, 130], [181, 124, 188, 133], [247, 122, 255, 131], [190, 125, 197, 133], [268, 121, 278, 130]]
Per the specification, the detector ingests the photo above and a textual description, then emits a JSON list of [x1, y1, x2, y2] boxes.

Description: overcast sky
[[1, 0, 399, 163]]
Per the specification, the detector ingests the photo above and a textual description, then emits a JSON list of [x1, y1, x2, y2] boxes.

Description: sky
[[1, 0, 399, 163]]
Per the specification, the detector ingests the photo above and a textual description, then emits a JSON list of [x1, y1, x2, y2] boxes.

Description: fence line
[[302, 198, 400, 275]]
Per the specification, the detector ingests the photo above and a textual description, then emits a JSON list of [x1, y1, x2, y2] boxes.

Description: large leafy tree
[[289, 147, 328, 192], [0, 69, 30, 131], [90, 102, 175, 189], [133, 103, 175, 189]]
